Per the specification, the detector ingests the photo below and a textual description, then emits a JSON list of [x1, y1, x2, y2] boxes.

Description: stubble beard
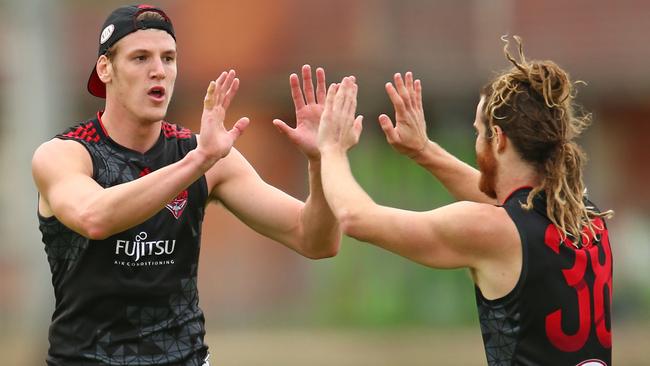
[[477, 143, 498, 199]]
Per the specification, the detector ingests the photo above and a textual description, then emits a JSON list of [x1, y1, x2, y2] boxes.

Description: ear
[[493, 125, 507, 153], [96, 55, 112, 84]]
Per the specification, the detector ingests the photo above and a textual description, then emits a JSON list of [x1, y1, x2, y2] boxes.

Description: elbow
[[85, 227, 110, 241], [301, 235, 341, 260], [304, 245, 339, 260], [78, 208, 111, 240], [338, 208, 367, 242]]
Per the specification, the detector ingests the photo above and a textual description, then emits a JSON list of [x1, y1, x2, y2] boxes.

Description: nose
[[149, 57, 166, 80]]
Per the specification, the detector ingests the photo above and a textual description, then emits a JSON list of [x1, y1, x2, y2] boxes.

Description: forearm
[[320, 147, 377, 240], [297, 159, 341, 258], [412, 141, 495, 204], [78, 150, 210, 239]]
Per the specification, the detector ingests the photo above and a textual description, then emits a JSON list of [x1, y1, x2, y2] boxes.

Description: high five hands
[[379, 72, 430, 159], [318, 76, 363, 153], [315, 71, 429, 156], [197, 69, 429, 162], [198, 70, 250, 166], [273, 65, 328, 160]]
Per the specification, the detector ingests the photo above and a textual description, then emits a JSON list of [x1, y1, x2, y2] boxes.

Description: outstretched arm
[[206, 65, 340, 259], [318, 76, 518, 277], [33, 70, 249, 239], [379, 72, 495, 204], [273, 65, 341, 257]]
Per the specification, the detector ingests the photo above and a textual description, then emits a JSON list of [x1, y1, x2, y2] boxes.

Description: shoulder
[[433, 201, 519, 258], [439, 201, 512, 232], [32, 138, 93, 176], [58, 119, 103, 143]]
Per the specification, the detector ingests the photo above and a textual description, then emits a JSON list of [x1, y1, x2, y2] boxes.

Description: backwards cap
[[87, 4, 176, 98]]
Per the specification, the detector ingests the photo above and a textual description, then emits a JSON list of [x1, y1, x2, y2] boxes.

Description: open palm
[[198, 70, 249, 166], [273, 65, 327, 160], [378, 72, 429, 158]]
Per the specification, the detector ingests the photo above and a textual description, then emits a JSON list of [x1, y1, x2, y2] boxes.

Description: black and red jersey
[[38, 112, 209, 366], [476, 188, 613, 365]]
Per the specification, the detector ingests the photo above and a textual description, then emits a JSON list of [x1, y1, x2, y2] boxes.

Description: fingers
[[216, 70, 235, 106], [289, 73, 306, 110], [204, 70, 237, 110], [203, 71, 228, 110], [378, 114, 398, 143], [385, 82, 406, 114], [315, 67, 326, 104], [386, 72, 422, 114], [324, 82, 338, 112], [341, 78, 358, 117], [324, 77, 359, 119], [301, 64, 316, 104], [405, 72, 423, 111], [227, 117, 250, 141], [393, 73, 412, 109], [405, 72, 414, 91], [405, 72, 418, 108], [333, 76, 352, 111], [291, 65, 327, 106], [414, 79, 423, 110], [203, 80, 216, 110], [222, 78, 239, 110]]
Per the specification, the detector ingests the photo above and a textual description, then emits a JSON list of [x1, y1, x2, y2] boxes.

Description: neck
[[101, 100, 162, 153], [494, 156, 541, 204]]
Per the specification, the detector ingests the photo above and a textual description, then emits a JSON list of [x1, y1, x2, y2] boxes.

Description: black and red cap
[[87, 4, 176, 98]]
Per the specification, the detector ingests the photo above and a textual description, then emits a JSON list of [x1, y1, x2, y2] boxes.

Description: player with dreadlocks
[[317, 36, 614, 365]]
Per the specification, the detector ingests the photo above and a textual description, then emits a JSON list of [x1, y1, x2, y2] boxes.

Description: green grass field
[[4, 323, 647, 365]]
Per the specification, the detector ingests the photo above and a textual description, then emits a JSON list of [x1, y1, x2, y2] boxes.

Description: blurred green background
[[1, 0, 648, 365]]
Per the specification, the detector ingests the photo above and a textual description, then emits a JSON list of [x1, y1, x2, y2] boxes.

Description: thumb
[[228, 117, 250, 141], [354, 115, 364, 136], [378, 114, 398, 142], [272, 119, 297, 138]]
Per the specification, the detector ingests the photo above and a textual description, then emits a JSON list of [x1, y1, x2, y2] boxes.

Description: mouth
[[147, 86, 166, 102]]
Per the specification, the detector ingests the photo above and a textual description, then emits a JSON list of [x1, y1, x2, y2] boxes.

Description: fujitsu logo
[[115, 231, 176, 262]]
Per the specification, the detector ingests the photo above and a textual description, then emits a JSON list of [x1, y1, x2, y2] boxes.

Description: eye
[[134, 55, 147, 62], [164, 56, 175, 63]]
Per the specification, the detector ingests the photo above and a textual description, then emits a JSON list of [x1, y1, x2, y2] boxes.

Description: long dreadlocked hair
[[481, 35, 613, 248]]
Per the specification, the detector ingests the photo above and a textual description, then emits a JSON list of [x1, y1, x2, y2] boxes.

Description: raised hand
[[318, 76, 363, 152], [273, 65, 328, 160], [379, 72, 429, 159], [197, 70, 250, 166]]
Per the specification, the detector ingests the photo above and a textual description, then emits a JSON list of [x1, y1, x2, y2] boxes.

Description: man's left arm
[[207, 148, 339, 259], [205, 65, 340, 259]]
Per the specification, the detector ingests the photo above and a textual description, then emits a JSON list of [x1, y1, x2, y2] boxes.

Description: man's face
[[474, 97, 498, 199], [105, 29, 177, 123]]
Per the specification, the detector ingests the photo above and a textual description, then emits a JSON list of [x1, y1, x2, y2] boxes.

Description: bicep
[[206, 149, 303, 245], [32, 139, 103, 229]]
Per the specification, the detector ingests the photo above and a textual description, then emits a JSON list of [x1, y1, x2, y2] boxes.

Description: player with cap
[[32, 4, 340, 366]]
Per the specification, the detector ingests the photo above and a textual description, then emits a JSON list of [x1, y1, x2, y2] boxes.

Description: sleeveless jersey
[[38, 112, 210, 366], [475, 188, 613, 365]]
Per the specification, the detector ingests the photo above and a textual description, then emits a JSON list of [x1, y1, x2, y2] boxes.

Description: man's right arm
[[32, 70, 249, 240], [378, 72, 496, 204], [32, 138, 211, 240]]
